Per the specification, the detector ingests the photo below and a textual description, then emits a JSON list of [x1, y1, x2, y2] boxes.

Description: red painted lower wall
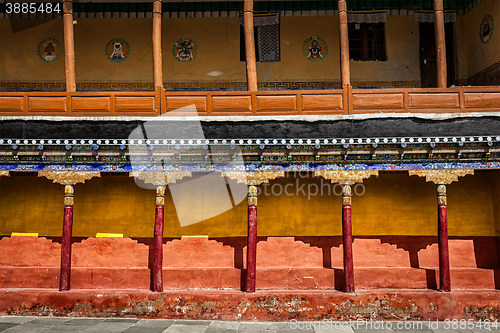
[[0, 236, 499, 290]]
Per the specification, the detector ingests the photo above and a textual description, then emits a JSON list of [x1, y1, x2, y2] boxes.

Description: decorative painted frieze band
[[408, 169, 475, 185], [38, 170, 101, 185], [315, 170, 379, 185]]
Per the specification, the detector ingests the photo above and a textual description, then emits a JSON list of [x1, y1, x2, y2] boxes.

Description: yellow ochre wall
[[0, 19, 65, 83], [456, 0, 500, 80], [1, 15, 421, 84], [74, 19, 153, 83], [350, 16, 420, 83], [0, 171, 498, 238]]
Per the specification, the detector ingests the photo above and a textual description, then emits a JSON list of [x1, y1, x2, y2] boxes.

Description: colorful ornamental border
[[37, 38, 62, 63], [480, 15, 493, 44], [105, 38, 130, 63], [302, 37, 328, 62], [172, 39, 198, 62]]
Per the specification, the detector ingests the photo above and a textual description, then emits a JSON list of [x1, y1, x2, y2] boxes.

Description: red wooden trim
[[438, 205, 451, 292], [59, 206, 73, 291], [342, 205, 354, 293], [246, 206, 257, 293], [152, 205, 164, 292]]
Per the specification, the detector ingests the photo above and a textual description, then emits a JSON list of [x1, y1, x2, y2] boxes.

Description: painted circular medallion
[[480, 15, 493, 44], [302, 37, 328, 61], [37, 38, 62, 63], [105, 38, 130, 63], [172, 39, 198, 62]]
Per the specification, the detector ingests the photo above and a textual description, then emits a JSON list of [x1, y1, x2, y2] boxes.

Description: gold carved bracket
[[38, 170, 101, 185], [408, 169, 474, 185], [129, 170, 192, 185], [222, 171, 285, 186], [315, 170, 379, 185], [0, 171, 9, 178]]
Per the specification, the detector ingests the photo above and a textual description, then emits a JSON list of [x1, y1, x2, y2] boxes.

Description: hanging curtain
[[239, 13, 279, 26], [413, 11, 457, 23], [347, 11, 387, 23]]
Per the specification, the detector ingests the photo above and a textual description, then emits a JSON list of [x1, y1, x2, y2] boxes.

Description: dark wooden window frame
[[348, 22, 387, 61]]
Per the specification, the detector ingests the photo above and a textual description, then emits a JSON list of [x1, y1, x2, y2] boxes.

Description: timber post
[[152, 185, 165, 292], [434, 0, 447, 88], [338, 0, 350, 88], [244, 0, 258, 92], [63, 0, 76, 92], [409, 169, 474, 292], [152, 0, 163, 90]]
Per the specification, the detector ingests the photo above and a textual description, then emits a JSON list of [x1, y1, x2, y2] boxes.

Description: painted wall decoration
[[37, 38, 62, 63], [105, 38, 130, 63], [302, 37, 328, 61], [480, 15, 493, 43], [172, 39, 197, 62]]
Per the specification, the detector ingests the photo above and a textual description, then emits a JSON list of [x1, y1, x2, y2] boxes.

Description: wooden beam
[[338, 0, 350, 88], [434, 0, 447, 88], [244, 0, 258, 92], [63, 0, 76, 92], [153, 0, 163, 90]]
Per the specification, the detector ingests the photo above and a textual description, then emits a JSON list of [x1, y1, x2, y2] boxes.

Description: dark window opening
[[348, 22, 387, 61], [240, 22, 280, 62]]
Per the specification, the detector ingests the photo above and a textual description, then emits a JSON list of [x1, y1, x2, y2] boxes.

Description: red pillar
[[342, 185, 354, 293], [152, 186, 165, 292], [437, 184, 451, 292], [246, 185, 258, 292], [60, 185, 74, 291]]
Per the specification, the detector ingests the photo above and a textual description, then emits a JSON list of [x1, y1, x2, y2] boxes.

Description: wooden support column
[[63, 0, 76, 92], [437, 184, 450, 292], [434, 0, 447, 88], [152, 186, 165, 292], [315, 170, 378, 293], [38, 170, 101, 291], [244, 0, 258, 92], [246, 185, 258, 293], [409, 169, 474, 292], [152, 0, 163, 89], [129, 170, 192, 292], [342, 184, 354, 292], [222, 171, 284, 292], [60, 185, 74, 291], [338, 0, 350, 88]]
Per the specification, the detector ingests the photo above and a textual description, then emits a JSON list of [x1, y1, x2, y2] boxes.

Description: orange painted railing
[[1, 86, 499, 116]]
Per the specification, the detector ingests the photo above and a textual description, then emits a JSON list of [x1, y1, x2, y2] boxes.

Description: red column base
[[246, 206, 257, 293], [59, 206, 73, 291], [152, 206, 164, 292]]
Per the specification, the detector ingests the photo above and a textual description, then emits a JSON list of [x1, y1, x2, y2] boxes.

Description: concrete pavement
[[1, 317, 499, 333]]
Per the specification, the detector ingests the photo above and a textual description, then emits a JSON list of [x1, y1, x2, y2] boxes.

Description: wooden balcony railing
[[1, 86, 499, 117]]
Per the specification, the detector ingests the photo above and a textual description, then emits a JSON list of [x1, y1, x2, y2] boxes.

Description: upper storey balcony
[[0, 0, 498, 117]]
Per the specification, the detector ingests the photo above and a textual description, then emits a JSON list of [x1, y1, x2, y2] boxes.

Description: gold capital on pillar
[[315, 170, 378, 185], [222, 171, 285, 186], [38, 170, 101, 185], [408, 169, 474, 185], [129, 170, 192, 185], [156, 185, 166, 206], [248, 185, 258, 207], [0, 171, 9, 178]]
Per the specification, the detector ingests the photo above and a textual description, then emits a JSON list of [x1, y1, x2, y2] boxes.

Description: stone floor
[[0, 317, 499, 333]]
